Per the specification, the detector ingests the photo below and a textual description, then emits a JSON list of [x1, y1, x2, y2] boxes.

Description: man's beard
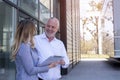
[[45, 32, 55, 38]]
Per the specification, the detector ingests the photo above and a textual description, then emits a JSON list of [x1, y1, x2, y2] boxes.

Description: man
[[34, 17, 69, 80]]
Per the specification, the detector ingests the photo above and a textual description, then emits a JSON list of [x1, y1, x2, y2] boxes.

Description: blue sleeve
[[18, 43, 49, 75]]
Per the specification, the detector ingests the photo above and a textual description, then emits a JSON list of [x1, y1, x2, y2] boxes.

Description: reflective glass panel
[[0, 2, 16, 80], [40, 3, 50, 23], [18, 0, 39, 18], [8, 0, 17, 4], [39, 23, 44, 34]]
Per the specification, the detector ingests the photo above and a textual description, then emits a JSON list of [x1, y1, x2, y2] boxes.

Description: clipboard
[[38, 56, 63, 67]]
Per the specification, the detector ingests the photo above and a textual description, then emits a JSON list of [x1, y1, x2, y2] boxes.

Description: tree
[[80, 0, 103, 54]]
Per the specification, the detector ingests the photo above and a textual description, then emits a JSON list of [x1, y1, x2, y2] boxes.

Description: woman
[[11, 20, 56, 80]]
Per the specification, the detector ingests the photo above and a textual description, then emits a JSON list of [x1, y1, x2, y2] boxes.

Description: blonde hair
[[11, 20, 36, 61]]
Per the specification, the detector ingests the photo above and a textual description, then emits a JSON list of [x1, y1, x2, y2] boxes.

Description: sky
[[80, 0, 101, 17], [80, 0, 91, 16]]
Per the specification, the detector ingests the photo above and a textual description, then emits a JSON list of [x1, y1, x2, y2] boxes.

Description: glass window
[[39, 3, 50, 23], [18, 12, 39, 35], [8, 0, 17, 4], [40, 0, 50, 9], [18, 0, 39, 18], [39, 0, 54, 23], [0, 2, 16, 80], [38, 23, 44, 34]]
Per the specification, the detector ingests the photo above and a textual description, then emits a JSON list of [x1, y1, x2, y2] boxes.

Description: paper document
[[38, 56, 63, 67]]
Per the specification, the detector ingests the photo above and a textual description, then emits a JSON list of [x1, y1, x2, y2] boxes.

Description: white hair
[[48, 17, 60, 28]]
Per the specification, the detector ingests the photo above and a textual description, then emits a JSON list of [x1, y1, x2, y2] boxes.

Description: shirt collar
[[41, 32, 57, 41]]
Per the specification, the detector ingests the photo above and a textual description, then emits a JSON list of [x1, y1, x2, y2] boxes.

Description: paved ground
[[60, 60, 120, 80]]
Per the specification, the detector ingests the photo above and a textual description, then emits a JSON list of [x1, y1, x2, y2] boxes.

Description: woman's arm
[[18, 43, 49, 75]]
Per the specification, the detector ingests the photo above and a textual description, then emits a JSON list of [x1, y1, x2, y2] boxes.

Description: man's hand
[[58, 59, 65, 65]]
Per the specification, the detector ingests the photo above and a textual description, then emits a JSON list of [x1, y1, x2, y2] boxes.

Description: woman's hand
[[48, 62, 58, 68]]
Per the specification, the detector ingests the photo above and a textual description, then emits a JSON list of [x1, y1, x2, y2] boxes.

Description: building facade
[[113, 0, 120, 57], [0, 0, 80, 80], [59, 0, 81, 70]]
